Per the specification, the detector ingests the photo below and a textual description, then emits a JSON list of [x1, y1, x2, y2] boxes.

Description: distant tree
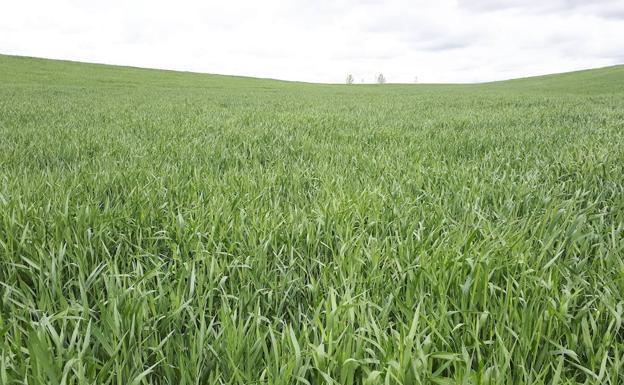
[[414, 76, 418, 83], [376, 73, 386, 84], [346, 74, 354, 85]]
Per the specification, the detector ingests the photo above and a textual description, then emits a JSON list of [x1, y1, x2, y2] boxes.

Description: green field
[[0, 54, 623, 384]]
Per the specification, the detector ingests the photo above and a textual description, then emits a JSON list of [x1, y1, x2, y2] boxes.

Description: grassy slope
[[0, 54, 623, 384]]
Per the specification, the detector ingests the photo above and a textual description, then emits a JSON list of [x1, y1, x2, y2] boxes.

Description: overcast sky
[[1, 0, 623, 83]]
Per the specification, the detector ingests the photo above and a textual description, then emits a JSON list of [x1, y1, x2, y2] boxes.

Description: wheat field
[[0, 55, 623, 384]]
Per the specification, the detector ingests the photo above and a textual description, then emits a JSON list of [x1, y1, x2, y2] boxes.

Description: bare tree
[[346, 74, 354, 85], [376, 73, 386, 84]]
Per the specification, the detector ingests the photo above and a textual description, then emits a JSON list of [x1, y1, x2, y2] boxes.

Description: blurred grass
[[0, 54, 623, 384]]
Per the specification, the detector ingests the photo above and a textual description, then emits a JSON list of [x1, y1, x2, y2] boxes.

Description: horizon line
[[1, 52, 622, 86]]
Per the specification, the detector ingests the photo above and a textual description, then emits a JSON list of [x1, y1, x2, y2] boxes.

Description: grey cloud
[[575, 4, 624, 19], [462, 0, 624, 19], [361, 11, 479, 52], [458, 0, 548, 13], [406, 36, 474, 52], [602, 10, 624, 19]]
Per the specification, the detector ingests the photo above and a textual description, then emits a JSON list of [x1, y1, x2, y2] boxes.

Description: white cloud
[[0, 0, 622, 83]]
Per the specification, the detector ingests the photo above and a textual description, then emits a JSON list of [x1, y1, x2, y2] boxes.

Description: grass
[[0, 54, 623, 384]]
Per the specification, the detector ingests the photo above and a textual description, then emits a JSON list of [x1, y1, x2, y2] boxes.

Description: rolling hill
[[1, 54, 623, 385]]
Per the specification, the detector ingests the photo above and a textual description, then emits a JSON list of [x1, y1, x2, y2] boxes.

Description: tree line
[[346, 73, 386, 84]]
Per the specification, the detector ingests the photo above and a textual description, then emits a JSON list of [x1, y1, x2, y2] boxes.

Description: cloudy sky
[[1, 0, 623, 83]]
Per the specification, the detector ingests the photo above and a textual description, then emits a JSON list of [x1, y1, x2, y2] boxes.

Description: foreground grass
[[0, 54, 623, 384]]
